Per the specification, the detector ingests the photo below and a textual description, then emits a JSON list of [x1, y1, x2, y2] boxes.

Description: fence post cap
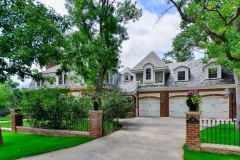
[[89, 110, 103, 114], [185, 111, 200, 115]]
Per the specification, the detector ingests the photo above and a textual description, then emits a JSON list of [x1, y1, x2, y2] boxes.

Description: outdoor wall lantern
[[224, 88, 236, 121]]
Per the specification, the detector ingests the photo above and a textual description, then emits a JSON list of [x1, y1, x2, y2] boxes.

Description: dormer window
[[203, 63, 221, 79], [173, 66, 190, 81], [208, 68, 217, 78], [109, 73, 114, 84], [58, 74, 64, 85], [178, 71, 185, 81], [125, 74, 129, 81], [146, 68, 151, 80]]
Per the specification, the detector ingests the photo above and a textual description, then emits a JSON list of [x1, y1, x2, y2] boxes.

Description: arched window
[[146, 68, 151, 80]]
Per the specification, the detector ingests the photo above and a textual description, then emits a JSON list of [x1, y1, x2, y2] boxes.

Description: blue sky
[[13, 0, 202, 87]]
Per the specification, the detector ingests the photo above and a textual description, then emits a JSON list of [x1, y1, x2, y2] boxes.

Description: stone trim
[[16, 126, 89, 137], [201, 143, 240, 155]]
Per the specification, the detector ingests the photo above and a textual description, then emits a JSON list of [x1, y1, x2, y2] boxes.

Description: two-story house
[[29, 51, 236, 119]]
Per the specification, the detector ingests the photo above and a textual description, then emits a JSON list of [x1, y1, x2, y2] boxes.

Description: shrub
[[19, 87, 92, 129], [101, 88, 133, 118]]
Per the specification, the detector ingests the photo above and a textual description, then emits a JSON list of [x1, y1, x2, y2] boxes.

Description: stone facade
[[16, 127, 89, 137]]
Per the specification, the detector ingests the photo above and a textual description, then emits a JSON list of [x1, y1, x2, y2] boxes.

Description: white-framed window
[[208, 68, 217, 78], [155, 71, 164, 84], [58, 74, 64, 85], [203, 63, 221, 79], [36, 80, 42, 87], [146, 68, 151, 80], [109, 73, 114, 84], [124, 74, 129, 81], [178, 71, 185, 81], [174, 67, 189, 81]]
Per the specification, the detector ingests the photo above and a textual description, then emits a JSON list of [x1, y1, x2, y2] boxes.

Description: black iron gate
[[102, 104, 120, 136]]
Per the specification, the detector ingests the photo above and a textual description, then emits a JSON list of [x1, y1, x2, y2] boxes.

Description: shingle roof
[[131, 51, 167, 71]]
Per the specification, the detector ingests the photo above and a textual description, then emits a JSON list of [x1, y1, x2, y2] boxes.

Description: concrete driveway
[[20, 117, 186, 160]]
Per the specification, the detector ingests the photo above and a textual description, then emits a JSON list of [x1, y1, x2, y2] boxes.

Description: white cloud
[[38, 0, 68, 15], [120, 9, 181, 69]]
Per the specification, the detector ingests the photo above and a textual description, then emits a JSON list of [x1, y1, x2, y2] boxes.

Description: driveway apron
[[20, 117, 185, 160]]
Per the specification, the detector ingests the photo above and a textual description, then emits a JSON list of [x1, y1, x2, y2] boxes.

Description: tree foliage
[[0, 79, 19, 109], [165, 0, 239, 68], [63, 0, 142, 92], [0, 0, 69, 82]]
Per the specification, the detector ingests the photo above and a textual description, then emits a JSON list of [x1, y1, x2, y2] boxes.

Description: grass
[[0, 115, 11, 121], [0, 131, 95, 160], [0, 121, 30, 128], [200, 124, 240, 146], [183, 144, 240, 160]]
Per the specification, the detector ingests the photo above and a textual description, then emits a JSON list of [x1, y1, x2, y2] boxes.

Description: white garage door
[[201, 96, 229, 118], [139, 98, 160, 117], [169, 97, 188, 117]]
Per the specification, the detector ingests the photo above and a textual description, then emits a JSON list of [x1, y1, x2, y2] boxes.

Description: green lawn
[[0, 131, 94, 160], [183, 144, 240, 160], [0, 121, 30, 128], [200, 124, 240, 146], [0, 115, 11, 121]]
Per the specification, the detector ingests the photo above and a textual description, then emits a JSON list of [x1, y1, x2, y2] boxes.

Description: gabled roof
[[131, 51, 167, 71]]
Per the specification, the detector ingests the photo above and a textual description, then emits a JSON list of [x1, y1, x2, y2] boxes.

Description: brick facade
[[137, 88, 236, 118], [160, 91, 169, 117], [11, 109, 23, 133], [89, 110, 103, 138], [186, 112, 200, 151]]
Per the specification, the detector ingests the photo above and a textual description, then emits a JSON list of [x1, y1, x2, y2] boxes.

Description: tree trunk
[[96, 66, 106, 93], [0, 127, 3, 146], [234, 6, 240, 128], [234, 74, 240, 128]]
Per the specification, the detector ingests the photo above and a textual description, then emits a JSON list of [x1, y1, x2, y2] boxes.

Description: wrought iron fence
[[102, 104, 120, 136], [26, 115, 90, 132], [201, 120, 240, 146]]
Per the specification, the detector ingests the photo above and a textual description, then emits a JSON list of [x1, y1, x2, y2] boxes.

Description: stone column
[[186, 111, 200, 151], [89, 110, 103, 138], [11, 109, 23, 133]]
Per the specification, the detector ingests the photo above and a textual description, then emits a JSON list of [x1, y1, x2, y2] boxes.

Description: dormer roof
[[131, 51, 167, 71]]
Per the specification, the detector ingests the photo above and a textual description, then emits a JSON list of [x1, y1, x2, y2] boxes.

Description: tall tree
[[0, 0, 69, 82], [164, 0, 240, 120], [64, 0, 142, 93], [163, 22, 208, 62]]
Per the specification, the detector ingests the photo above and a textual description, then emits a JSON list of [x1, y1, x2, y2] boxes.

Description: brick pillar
[[11, 109, 23, 133], [89, 110, 103, 138], [160, 91, 169, 117], [186, 112, 200, 151]]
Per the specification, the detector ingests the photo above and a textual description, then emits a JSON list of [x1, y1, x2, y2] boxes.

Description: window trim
[[208, 68, 217, 79], [154, 71, 164, 84], [146, 68, 151, 80], [58, 74, 64, 85], [109, 73, 114, 84], [36, 80, 42, 87], [177, 71, 186, 81]]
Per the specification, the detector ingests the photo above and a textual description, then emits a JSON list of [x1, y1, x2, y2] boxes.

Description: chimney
[[46, 62, 55, 70]]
